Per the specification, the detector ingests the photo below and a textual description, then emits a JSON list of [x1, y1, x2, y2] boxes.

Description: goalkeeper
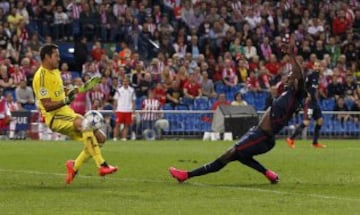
[[32, 44, 117, 184]]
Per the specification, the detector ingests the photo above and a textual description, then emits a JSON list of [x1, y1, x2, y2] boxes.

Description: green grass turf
[[0, 139, 360, 215]]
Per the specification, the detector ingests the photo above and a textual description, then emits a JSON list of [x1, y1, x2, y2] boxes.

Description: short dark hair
[[40, 44, 58, 61]]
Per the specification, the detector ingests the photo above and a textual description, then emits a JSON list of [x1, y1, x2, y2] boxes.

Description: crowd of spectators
[[1, 0, 360, 127]]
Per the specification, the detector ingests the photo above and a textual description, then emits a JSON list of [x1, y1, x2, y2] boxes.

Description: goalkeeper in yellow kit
[[33, 44, 117, 184]]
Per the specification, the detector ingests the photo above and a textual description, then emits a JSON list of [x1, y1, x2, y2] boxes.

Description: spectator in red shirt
[[248, 55, 260, 73], [183, 73, 202, 99], [246, 71, 261, 92], [265, 54, 281, 79], [91, 41, 105, 62], [154, 82, 166, 106], [332, 11, 350, 36], [222, 59, 238, 87], [211, 93, 230, 111]]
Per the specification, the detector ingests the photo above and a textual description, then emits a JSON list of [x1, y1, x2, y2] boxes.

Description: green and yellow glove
[[64, 88, 77, 105]]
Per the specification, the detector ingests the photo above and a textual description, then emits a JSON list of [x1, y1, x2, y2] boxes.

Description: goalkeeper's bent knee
[[94, 129, 106, 146]]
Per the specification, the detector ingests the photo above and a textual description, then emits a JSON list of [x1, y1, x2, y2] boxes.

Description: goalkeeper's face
[[48, 49, 60, 70]]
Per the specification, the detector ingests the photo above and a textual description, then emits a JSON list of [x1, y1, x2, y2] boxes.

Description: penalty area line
[[0, 168, 359, 202]]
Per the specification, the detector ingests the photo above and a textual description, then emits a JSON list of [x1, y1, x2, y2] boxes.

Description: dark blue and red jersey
[[270, 86, 304, 134], [306, 70, 320, 103]]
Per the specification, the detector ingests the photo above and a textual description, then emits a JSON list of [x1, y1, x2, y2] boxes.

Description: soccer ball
[[84, 110, 104, 130]]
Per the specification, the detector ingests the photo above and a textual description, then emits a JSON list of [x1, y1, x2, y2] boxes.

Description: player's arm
[[40, 98, 67, 112], [39, 88, 76, 112], [292, 55, 305, 91], [287, 44, 305, 93]]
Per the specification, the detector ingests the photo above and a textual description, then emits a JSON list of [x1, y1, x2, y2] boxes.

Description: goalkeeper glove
[[64, 88, 76, 105]]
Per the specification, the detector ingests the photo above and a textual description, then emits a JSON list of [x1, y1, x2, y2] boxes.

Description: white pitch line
[[0, 168, 359, 202]]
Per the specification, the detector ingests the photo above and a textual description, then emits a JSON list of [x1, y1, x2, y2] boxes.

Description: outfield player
[[169, 41, 306, 184], [32, 44, 117, 184], [286, 61, 326, 148]]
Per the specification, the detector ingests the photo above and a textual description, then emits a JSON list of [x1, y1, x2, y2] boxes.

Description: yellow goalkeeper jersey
[[32, 66, 67, 121]]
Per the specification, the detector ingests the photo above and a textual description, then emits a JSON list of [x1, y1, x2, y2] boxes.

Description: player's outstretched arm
[[287, 41, 305, 93], [41, 98, 69, 112], [41, 89, 76, 112]]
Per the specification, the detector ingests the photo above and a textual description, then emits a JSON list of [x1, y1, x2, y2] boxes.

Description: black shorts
[[304, 101, 322, 121], [234, 127, 275, 157]]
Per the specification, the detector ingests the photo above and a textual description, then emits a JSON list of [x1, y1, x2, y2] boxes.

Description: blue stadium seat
[[321, 98, 335, 111], [3, 89, 16, 101], [58, 42, 75, 63], [208, 97, 217, 107], [215, 82, 227, 94], [180, 97, 193, 109], [136, 98, 143, 110], [194, 97, 208, 107], [345, 99, 354, 110], [71, 71, 81, 79], [253, 92, 268, 110], [242, 92, 255, 106], [229, 84, 243, 95], [175, 104, 189, 110], [23, 104, 36, 111], [163, 103, 174, 110]]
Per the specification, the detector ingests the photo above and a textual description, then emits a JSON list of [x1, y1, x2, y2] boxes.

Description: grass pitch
[[0, 139, 360, 215]]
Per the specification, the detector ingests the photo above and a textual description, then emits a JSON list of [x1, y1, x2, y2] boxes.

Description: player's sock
[[74, 149, 91, 171], [290, 123, 305, 139], [313, 124, 322, 144], [83, 130, 105, 167], [239, 157, 267, 174], [188, 159, 226, 178]]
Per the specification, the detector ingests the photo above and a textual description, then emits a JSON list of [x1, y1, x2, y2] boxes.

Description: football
[[84, 110, 104, 130]]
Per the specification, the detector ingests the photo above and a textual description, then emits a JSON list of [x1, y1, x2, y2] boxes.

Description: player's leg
[[121, 112, 132, 141], [235, 129, 278, 183], [169, 128, 256, 182], [50, 112, 117, 184], [287, 103, 311, 148], [113, 112, 121, 141], [312, 107, 325, 148], [169, 146, 237, 183], [73, 116, 117, 172]]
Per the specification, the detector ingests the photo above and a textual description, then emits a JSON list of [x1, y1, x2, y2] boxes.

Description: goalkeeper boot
[[265, 170, 279, 184], [169, 167, 188, 183], [66, 160, 77, 184], [286, 138, 295, 149], [99, 163, 118, 176]]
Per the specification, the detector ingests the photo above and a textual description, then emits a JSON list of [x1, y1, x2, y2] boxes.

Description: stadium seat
[[179, 98, 193, 109], [23, 104, 36, 111], [254, 95, 267, 111], [3, 89, 16, 101], [58, 42, 75, 63], [321, 98, 335, 111], [229, 84, 243, 95], [194, 97, 208, 108], [175, 104, 189, 110], [136, 98, 144, 110], [163, 103, 174, 110], [215, 82, 227, 94], [208, 97, 217, 107], [70, 71, 81, 79], [242, 92, 255, 106], [345, 99, 354, 110]]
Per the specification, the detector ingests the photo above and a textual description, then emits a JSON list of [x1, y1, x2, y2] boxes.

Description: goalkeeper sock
[[83, 130, 105, 168], [74, 149, 91, 171]]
